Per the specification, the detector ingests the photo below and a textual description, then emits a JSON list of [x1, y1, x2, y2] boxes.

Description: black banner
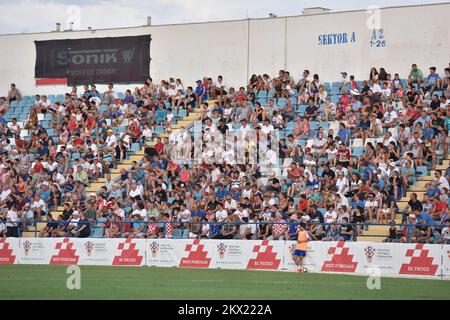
[[35, 35, 151, 86]]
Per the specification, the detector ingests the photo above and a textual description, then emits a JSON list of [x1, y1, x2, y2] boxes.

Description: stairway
[[21, 103, 206, 238], [358, 156, 449, 242]]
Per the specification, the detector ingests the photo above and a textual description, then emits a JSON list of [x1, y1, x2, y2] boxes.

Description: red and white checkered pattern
[[55, 238, 71, 250], [272, 219, 287, 237], [118, 239, 133, 251], [327, 241, 345, 255], [405, 243, 428, 258]]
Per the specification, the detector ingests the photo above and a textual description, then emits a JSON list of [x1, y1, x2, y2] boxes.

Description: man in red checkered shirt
[[269, 212, 288, 240]]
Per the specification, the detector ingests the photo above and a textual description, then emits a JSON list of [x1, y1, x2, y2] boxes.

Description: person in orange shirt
[[294, 222, 310, 273]]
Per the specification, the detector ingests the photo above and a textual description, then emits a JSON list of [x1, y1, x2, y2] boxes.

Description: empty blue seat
[[178, 109, 187, 118], [297, 105, 307, 115], [352, 147, 364, 157], [310, 121, 319, 130], [172, 229, 183, 239], [71, 153, 81, 160], [130, 143, 141, 152], [278, 97, 287, 107], [416, 166, 428, 177], [154, 126, 164, 135]]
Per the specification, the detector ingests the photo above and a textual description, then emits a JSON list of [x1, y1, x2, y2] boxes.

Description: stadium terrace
[[0, 63, 449, 246]]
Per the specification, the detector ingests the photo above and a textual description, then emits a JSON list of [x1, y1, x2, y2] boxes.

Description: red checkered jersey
[[206, 212, 215, 222], [272, 219, 287, 237], [147, 224, 158, 234], [165, 221, 173, 238]]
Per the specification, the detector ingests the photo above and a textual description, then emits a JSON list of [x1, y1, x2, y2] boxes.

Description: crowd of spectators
[[0, 63, 449, 244]]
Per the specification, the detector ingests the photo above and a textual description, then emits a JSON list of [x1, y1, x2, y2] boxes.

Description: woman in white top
[[6, 207, 19, 237]]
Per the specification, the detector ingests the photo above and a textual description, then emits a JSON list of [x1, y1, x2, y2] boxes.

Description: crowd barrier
[[0, 238, 449, 280]]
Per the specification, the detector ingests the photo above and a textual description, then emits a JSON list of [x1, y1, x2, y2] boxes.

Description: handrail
[[14, 219, 447, 240]]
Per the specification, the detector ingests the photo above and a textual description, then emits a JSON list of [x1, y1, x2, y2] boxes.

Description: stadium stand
[[1, 64, 449, 245]]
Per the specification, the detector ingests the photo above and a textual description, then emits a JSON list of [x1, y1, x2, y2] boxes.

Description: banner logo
[[321, 242, 358, 272], [150, 242, 159, 257], [85, 241, 95, 256], [399, 244, 438, 276], [247, 240, 281, 270], [23, 240, 32, 256], [180, 240, 211, 268], [0, 238, 16, 264], [112, 239, 143, 266], [217, 243, 227, 259], [364, 246, 376, 264], [50, 238, 80, 265]]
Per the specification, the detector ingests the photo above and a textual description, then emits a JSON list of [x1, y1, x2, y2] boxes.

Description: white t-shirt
[[384, 110, 398, 123], [88, 144, 99, 156], [180, 209, 191, 222], [6, 210, 19, 227], [142, 128, 153, 139], [129, 188, 143, 198], [365, 199, 379, 209], [90, 162, 103, 173], [215, 209, 228, 222], [324, 210, 337, 224], [224, 199, 238, 211], [336, 177, 349, 194], [242, 189, 252, 199], [437, 176, 450, 190], [105, 134, 117, 148], [31, 199, 47, 212], [89, 96, 102, 107]]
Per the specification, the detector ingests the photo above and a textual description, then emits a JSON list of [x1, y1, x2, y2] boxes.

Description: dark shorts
[[294, 250, 306, 257]]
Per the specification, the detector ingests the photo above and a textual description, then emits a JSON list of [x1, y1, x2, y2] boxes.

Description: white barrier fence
[[1, 238, 449, 280]]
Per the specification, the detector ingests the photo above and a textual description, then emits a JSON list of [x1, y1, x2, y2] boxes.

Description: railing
[[10, 220, 448, 242]]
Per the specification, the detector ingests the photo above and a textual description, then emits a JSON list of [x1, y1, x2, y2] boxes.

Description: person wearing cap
[[383, 220, 401, 243], [65, 210, 81, 235], [400, 214, 419, 243], [68, 211, 90, 238], [21, 203, 35, 232], [105, 128, 117, 153]]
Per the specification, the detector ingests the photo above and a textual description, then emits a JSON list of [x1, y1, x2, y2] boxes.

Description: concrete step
[[50, 211, 62, 220], [21, 231, 38, 238], [397, 202, 408, 211], [357, 236, 385, 243], [411, 180, 429, 189], [86, 183, 105, 193], [363, 228, 389, 237]]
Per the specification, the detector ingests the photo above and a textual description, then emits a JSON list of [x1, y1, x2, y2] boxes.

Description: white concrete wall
[[0, 3, 448, 96]]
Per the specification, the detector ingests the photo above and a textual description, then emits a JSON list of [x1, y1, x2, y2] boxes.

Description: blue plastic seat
[[130, 143, 141, 153], [178, 109, 187, 118], [172, 229, 183, 239]]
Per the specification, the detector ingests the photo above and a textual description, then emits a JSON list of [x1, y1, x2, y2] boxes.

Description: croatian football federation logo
[[85, 241, 94, 256], [150, 242, 159, 257], [364, 246, 376, 264], [23, 241, 32, 256], [217, 243, 227, 259]]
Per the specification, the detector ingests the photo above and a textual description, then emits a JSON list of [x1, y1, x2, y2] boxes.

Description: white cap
[[72, 210, 79, 216]]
